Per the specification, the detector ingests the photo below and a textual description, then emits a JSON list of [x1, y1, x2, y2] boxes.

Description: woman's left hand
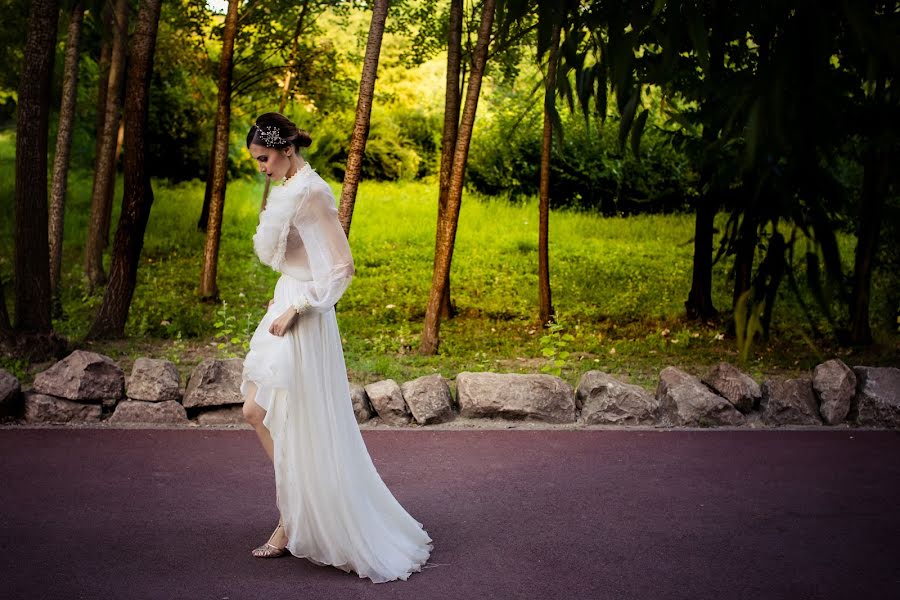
[[268, 308, 299, 336]]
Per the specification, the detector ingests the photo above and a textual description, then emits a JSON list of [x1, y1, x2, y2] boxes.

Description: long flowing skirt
[[240, 274, 433, 583]]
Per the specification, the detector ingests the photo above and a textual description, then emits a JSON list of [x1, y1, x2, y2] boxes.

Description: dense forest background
[[0, 0, 897, 384]]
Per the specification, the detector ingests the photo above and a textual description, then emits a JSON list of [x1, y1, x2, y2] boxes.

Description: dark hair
[[246, 112, 312, 152]]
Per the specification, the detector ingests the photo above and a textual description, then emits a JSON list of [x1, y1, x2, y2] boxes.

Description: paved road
[[1, 428, 898, 600]]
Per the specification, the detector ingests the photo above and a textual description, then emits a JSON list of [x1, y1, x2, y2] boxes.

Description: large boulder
[[0, 369, 22, 418], [365, 379, 410, 425], [195, 405, 246, 426], [812, 359, 856, 425], [108, 400, 188, 425], [656, 367, 744, 427], [127, 358, 181, 402], [576, 371, 658, 425], [456, 372, 576, 423], [401, 374, 455, 425], [32, 350, 124, 403], [23, 392, 102, 423], [183, 359, 244, 409], [701, 362, 761, 414], [350, 384, 373, 423], [760, 378, 822, 426], [851, 366, 900, 428]]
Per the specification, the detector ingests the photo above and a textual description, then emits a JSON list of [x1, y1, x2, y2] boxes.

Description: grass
[[1, 130, 897, 389]]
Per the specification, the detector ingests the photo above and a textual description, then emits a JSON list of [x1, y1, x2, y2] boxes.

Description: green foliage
[[539, 319, 574, 377]]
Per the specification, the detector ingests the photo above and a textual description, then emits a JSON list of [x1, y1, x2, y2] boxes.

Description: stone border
[[1, 352, 897, 429]]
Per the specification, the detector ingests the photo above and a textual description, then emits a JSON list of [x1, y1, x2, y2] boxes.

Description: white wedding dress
[[240, 162, 433, 583]]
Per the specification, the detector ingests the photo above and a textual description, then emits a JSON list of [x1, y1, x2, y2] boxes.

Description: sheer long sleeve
[[287, 180, 354, 313]]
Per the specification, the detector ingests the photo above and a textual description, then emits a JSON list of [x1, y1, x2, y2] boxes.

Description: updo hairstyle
[[246, 112, 312, 152]]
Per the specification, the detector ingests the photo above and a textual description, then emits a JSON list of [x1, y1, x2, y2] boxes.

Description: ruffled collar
[[277, 161, 313, 188]]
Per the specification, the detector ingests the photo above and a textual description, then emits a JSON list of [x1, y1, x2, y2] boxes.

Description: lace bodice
[[252, 163, 354, 313]]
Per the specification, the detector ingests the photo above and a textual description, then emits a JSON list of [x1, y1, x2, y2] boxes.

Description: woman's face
[[249, 143, 293, 180]]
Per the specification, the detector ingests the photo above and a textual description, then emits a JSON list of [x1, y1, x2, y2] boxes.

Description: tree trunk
[[261, 1, 310, 211], [199, 0, 241, 300], [87, 0, 163, 340], [84, 0, 128, 291], [732, 209, 757, 311], [337, 0, 390, 237], [538, 21, 560, 327], [197, 132, 215, 230], [433, 0, 463, 320], [419, 0, 496, 355], [849, 146, 890, 344], [0, 279, 11, 343], [49, 0, 86, 294], [93, 3, 112, 167], [684, 194, 718, 319], [13, 0, 59, 334]]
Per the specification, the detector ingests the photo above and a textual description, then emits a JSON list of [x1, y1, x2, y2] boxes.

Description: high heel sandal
[[251, 523, 289, 558]]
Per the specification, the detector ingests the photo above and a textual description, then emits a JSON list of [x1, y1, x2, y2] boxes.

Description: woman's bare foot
[[251, 522, 289, 558]]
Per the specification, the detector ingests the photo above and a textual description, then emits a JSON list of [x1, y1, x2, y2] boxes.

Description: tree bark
[[197, 130, 215, 231], [261, 1, 310, 211], [433, 0, 463, 320], [49, 0, 86, 294], [13, 0, 59, 334], [337, 0, 390, 237], [420, 0, 496, 355], [199, 0, 241, 300], [93, 3, 112, 168], [732, 207, 757, 311], [84, 0, 128, 291], [684, 193, 718, 319], [87, 0, 163, 340], [538, 21, 560, 327], [0, 278, 11, 343]]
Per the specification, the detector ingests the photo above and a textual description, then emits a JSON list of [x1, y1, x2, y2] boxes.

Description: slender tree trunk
[[197, 130, 215, 231], [849, 146, 889, 344], [337, 0, 390, 237], [261, 1, 310, 211], [13, 0, 59, 334], [538, 21, 560, 327], [87, 0, 163, 340], [420, 0, 496, 355], [732, 208, 757, 311], [199, 0, 241, 300], [432, 0, 463, 320], [684, 194, 718, 319], [84, 0, 128, 291], [93, 4, 112, 167], [0, 279, 11, 343], [49, 0, 86, 294]]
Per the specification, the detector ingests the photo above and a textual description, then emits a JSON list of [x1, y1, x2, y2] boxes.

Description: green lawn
[[1, 131, 897, 388]]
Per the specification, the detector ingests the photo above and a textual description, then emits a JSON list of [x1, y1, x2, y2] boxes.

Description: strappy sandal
[[251, 523, 289, 558]]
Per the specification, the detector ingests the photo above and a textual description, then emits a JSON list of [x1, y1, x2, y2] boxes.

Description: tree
[[87, 0, 163, 339], [49, 0, 86, 295], [537, 12, 560, 326], [337, 0, 390, 236], [84, 0, 128, 291], [13, 0, 59, 334], [198, 0, 240, 300], [420, 0, 496, 354]]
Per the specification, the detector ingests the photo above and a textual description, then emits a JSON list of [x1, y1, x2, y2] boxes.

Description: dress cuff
[[290, 296, 311, 316]]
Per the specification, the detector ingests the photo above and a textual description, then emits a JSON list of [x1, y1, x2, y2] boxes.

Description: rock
[[701, 362, 761, 414], [656, 367, 744, 427], [32, 350, 124, 403], [127, 358, 181, 402], [576, 371, 658, 425], [401, 374, 455, 425], [0, 369, 22, 418], [760, 378, 822, 426], [23, 392, 102, 423], [350, 384, 373, 423], [195, 405, 246, 426], [456, 372, 576, 423], [851, 366, 900, 428], [108, 400, 188, 425], [183, 359, 244, 409], [364, 379, 410, 425], [812, 359, 856, 425]]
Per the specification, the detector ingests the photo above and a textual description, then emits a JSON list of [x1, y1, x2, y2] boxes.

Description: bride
[[239, 112, 433, 583]]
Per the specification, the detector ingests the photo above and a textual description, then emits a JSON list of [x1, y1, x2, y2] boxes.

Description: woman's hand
[[268, 308, 299, 336]]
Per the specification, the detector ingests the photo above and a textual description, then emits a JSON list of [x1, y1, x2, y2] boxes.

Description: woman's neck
[[283, 154, 306, 181]]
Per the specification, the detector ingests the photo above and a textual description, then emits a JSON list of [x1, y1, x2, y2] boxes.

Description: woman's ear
[[284, 147, 292, 157]]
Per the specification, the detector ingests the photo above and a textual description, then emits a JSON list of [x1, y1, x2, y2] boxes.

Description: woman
[[240, 112, 433, 583]]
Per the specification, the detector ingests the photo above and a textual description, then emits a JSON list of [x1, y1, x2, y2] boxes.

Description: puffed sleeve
[[289, 181, 355, 314]]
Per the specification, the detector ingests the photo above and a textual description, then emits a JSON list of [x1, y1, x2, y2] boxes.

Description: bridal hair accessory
[[256, 124, 287, 148]]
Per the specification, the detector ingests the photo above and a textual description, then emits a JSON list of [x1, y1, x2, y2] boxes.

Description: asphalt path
[[1, 428, 898, 600]]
